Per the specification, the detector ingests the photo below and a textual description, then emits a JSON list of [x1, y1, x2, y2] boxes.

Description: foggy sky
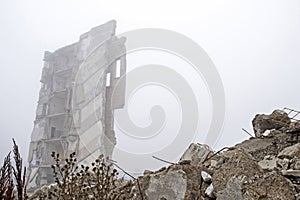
[[1, 0, 300, 170]]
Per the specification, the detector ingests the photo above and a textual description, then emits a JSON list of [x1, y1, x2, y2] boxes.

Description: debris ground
[[115, 109, 300, 200], [29, 108, 300, 199]]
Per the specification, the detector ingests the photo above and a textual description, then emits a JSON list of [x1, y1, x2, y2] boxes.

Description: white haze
[[0, 0, 300, 172]]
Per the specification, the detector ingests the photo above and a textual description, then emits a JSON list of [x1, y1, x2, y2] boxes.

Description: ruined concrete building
[[27, 20, 126, 188]]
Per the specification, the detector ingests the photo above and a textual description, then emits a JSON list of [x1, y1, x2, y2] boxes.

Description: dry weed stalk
[[0, 139, 27, 200]]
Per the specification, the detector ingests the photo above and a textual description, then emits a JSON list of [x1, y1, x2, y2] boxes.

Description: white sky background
[[0, 0, 300, 170]]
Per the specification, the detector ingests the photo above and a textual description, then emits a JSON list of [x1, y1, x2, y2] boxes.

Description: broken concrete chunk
[[212, 150, 261, 194], [144, 170, 154, 175], [243, 174, 296, 199], [258, 155, 277, 170], [262, 129, 271, 137], [252, 109, 291, 137], [134, 164, 202, 200], [268, 129, 283, 136], [145, 170, 187, 200], [201, 171, 212, 183], [282, 169, 300, 177], [210, 160, 218, 167], [216, 176, 243, 200], [276, 158, 290, 170], [289, 121, 300, 131], [262, 129, 282, 137], [180, 143, 213, 166], [292, 159, 300, 170], [278, 143, 300, 159], [205, 184, 214, 198]]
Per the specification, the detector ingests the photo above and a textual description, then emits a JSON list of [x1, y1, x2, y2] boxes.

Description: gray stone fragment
[[210, 160, 218, 167], [145, 170, 187, 200], [278, 143, 300, 159], [205, 184, 214, 198], [282, 169, 300, 177], [180, 143, 213, 166], [276, 158, 290, 170], [293, 159, 300, 170], [201, 171, 212, 183], [216, 176, 243, 200], [258, 155, 277, 170], [252, 110, 290, 137], [143, 170, 153, 175]]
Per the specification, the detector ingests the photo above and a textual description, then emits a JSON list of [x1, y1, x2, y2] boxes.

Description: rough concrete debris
[[262, 129, 272, 136], [201, 171, 212, 183], [205, 183, 214, 198], [290, 121, 300, 131], [210, 160, 218, 168], [123, 164, 202, 200], [144, 170, 154, 175], [291, 159, 300, 170], [233, 131, 291, 161], [278, 143, 300, 159], [243, 173, 296, 200], [257, 155, 277, 170], [145, 170, 187, 200], [216, 176, 243, 200], [252, 109, 291, 137], [180, 143, 213, 166], [211, 150, 261, 194], [28, 109, 300, 199], [276, 158, 290, 170], [268, 129, 283, 137], [282, 169, 300, 177], [262, 129, 282, 137]]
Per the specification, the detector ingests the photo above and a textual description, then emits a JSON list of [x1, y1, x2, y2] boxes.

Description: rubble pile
[[28, 109, 300, 199], [116, 109, 300, 200]]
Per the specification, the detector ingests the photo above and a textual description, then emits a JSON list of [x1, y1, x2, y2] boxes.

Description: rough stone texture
[[243, 173, 296, 200], [252, 109, 291, 137], [289, 121, 300, 131], [115, 163, 202, 200], [201, 171, 212, 183], [145, 170, 187, 200], [233, 132, 291, 160], [27, 20, 126, 188], [282, 169, 300, 177], [211, 148, 296, 199], [180, 143, 213, 166], [141, 164, 202, 200], [291, 159, 300, 170], [211, 150, 262, 194], [205, 184, 214, 198], [257, 155, 277, 170], [278, 143, 300, 159], [276, 158, 290, 170], [216, 176, 243, 200]]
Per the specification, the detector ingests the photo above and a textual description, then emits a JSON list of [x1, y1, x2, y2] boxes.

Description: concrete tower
[[26, 20, 126, 188]]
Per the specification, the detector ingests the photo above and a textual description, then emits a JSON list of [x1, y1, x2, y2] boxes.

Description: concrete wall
[[26, 20, 126, 188]]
